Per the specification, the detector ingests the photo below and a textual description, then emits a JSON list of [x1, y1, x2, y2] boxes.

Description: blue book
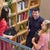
[[30, 9, 33, 17]]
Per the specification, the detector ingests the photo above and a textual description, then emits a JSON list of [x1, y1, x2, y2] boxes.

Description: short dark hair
[[33, 7, 40, 12]]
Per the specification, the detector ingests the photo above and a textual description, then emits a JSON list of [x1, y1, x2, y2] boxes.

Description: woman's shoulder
[[1, 18, 7, 25], [41, 33, 49, 40]]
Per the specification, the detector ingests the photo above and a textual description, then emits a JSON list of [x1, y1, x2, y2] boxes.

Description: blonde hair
[[40, 20, 50, 34]]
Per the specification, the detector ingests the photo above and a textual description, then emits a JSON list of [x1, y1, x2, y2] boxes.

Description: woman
[[0, 6, 13, 50], [32, 20, 50, 50], [0, 6, 9, 36]]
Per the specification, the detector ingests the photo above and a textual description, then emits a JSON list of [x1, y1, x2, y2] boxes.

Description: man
[[26, 7, 44, 48]]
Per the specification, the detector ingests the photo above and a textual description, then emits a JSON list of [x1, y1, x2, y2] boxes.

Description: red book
[[24, 12, 27, 20], [20, 13, 24, 21]]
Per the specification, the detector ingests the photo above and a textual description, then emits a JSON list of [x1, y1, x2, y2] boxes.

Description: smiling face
[[41, 21, 47, 31], [32, 11, 40, 20]]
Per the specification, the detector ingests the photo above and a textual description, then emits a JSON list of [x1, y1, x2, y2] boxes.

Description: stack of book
[[17, 35, 24, 43], [17, 12, 27, 22], [17, 0, 26, 12]]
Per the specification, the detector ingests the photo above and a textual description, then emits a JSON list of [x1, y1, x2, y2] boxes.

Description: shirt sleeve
[[38, 35, 45, 47], [0, 19, 9, 36]]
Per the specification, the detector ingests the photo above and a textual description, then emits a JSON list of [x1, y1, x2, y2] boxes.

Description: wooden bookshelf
[[21, 39, 26, 44], [30, 4, 40, 9], [17, 29, 27, 37], [17, 19, 28, 25], [0, 0, 40, 45], [17, 8, 28, 14]]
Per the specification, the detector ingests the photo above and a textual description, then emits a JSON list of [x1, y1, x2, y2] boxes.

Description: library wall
[[40, 0, 50, 20]]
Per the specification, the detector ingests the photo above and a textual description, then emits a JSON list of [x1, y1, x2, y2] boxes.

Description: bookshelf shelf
[[17, 19, 28, 25], [12, 0, 16, 4], [0, 0, 40, 45], [17, 0, 22, 3], [9, 12, 16, 18], [3, 2, 8, 6], [17, 29, 27, 37], [30, 4, 40, 9], [2, 0, 16, 6], [21, 39, 26, 44], [10, 24, 16, 27], [17, 8, 28, 14]]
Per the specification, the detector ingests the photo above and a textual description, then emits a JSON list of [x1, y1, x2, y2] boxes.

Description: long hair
[[40, 20, 50, 34], [0, 6, 9, 22]]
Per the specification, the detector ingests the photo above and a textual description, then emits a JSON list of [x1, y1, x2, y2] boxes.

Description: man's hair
[[33, 7, 40, 12]]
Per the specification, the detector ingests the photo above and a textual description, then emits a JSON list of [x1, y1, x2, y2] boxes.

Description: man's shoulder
[[28, 16, 33, 20], [39, 16, 44, 22]]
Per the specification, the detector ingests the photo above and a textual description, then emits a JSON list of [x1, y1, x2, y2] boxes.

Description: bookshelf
[[0, 0, 40, 45]]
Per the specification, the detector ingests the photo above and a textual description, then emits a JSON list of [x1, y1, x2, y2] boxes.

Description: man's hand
[[32, 37, 35, 44], [26, 26, 30, 33]]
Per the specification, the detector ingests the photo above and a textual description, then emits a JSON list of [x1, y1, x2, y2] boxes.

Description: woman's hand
[[9, 36, 13, 40]]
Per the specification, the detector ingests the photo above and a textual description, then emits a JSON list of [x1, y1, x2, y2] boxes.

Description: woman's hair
[[0, 6, 9, 22], [44, 20, 50, 32], [40, 20, 50, 33]]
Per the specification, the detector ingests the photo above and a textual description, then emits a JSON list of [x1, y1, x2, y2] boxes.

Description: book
[[21, 1, 26, 9], [17, 2, 22, 12], [30, 9, 33, 17], [24, 12, 27, 20], [17, 15, 20, 22], [20, 13, 24, 21], [17, 35, 24, 43], [20, 24, 24, 30]]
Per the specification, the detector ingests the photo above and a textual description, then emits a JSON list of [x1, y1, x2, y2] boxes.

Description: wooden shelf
[[10, 24, 16, 27], [30, 3, 40, 9], [17, 8, 28, 14], [17, 19, 28, 25], [2, 0, 16, 6], [12, 0, 16, 4], [20, 39, 26, 44], [17, 29, 27, 37], [17, 0, 22, 2], [9, 12, 16, 18], [3, 2, 8, 6]]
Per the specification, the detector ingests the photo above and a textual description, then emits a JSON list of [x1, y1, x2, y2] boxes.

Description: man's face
[[32, 11, 40, 20]]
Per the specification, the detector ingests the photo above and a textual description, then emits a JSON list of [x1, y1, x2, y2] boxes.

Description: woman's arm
[[3, 34, 13, 39], [32, 36, 45, 50]]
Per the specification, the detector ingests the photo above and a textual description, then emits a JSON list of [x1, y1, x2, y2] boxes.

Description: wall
[[40, 0, 50, 20]]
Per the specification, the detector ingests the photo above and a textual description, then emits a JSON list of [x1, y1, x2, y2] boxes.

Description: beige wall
[[40, 0, 50, 20]]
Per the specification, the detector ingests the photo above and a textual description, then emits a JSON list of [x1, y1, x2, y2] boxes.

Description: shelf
[[12, 0, 16, 4], [2, 0, 16, 6], [9, 12, 16, 18], [20, 39, 26, 44], [17, 0, 22, 2], [10, 24, 16, 27], [12, 29, 27, 40], [17, 29, 27, 37], [17, 19, 28, 25], [30, 3, 40, 9], [3, 2, 8, 6], [17, 8, 28, 14]]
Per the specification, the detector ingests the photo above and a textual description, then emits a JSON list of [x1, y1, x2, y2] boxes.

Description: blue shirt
[[27, 16, 44, 37]]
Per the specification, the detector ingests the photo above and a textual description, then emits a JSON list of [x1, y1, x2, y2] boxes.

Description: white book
[[17, 2, 22, 12], [22, 1, 25, 9], [18, 15, 20, 22]]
